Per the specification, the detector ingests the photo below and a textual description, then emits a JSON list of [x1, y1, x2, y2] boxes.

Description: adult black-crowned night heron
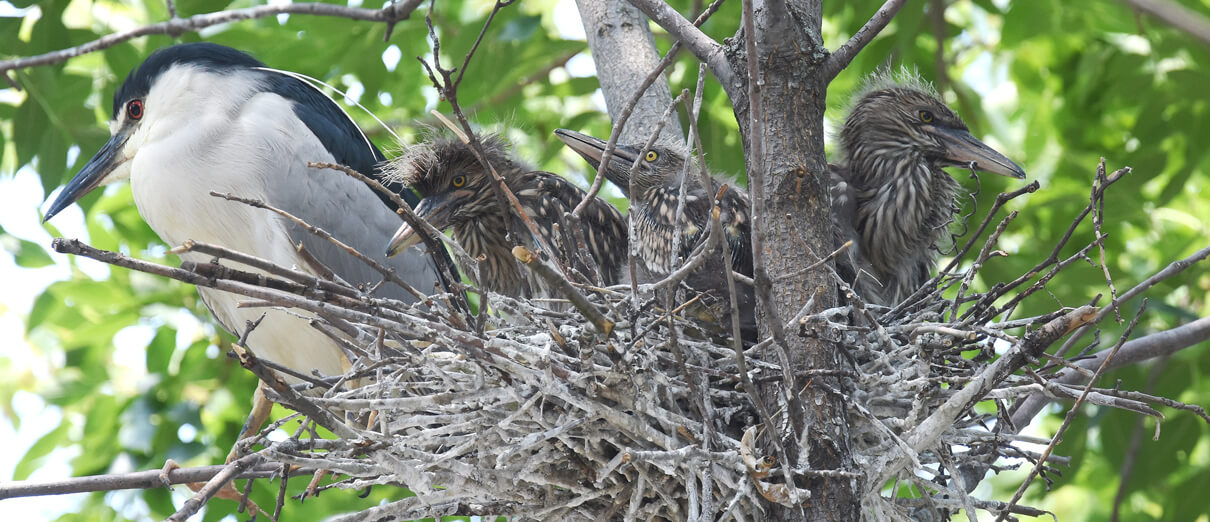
[[42, 43, 450, 428], [833, 77, 1027, 305], [385, 134, 628, 299], [553, 129, 754, 339]]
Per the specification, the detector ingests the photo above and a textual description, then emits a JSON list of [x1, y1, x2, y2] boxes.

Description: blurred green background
[[0, 0, 1206, 519]]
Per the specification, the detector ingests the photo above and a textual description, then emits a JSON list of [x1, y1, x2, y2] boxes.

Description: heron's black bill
[[935, 127, 1027, 179], [385, 192, 459, 257], [553, 129, 643, 169], [553, 129, 641, 188], [43, 129, 131, 222]]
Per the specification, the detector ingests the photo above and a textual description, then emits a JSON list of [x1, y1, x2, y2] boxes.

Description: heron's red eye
[[126, 99, 144, 120]]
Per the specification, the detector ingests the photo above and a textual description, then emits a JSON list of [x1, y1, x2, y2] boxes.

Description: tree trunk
[[573, 0, 684, 147], [727, 0, 859, 518], [577, 0, 859, 518]]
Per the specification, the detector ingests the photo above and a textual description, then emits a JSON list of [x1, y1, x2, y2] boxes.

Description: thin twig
[[0, 2, 424, 74], [823, 0, 910, 80]]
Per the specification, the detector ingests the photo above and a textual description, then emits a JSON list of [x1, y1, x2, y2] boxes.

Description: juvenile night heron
[[554, 129, 754, 338], [385, 134, 628, 299], [42, 43, 450, 430], [834, 76, 1027, 305]]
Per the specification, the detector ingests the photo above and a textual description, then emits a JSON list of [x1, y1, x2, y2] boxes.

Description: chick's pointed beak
[[934, 126, 1027, 179], [554, 128, 608, 169], [554, 128, 643, 190], [385, 192, 460, 257], [43, 126, 134, 222]]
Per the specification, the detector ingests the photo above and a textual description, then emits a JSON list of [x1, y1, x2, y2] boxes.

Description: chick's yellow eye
[[452, 175, 466, 187], [644, 151, 659, 162], [919, 110, 934, 123]]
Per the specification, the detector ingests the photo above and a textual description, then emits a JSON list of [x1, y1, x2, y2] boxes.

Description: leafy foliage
[[0, 0, 1206, 519]]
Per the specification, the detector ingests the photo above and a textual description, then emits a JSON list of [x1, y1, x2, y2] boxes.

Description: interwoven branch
[[30, 157, 1208, 520]]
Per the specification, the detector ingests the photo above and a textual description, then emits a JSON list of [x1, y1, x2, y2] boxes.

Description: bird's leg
[[155, 382, 276, 513], [303, 469, 330, 501], [227, 381, 275, 463], [159, 456, 265, 515]]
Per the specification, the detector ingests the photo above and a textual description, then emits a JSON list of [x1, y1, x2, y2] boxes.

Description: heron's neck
[[845, 142, 959, 280], [453, 218, 523, 297]]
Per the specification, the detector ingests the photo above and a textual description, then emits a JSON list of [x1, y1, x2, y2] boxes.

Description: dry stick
[[1053, 242, 1210, 361], [624, 93, 688, 317], [417, 2, 559, 272], [167, 453, 268, 522], [1091, 160, 1122, 322], [53, 239, 541, 387], [872, 304, 1100, 488], [950, 211, 1017, 322], [680, 71, 722, 518], [571, 0, 727, 218], [0, 464, 313, 500], [0, 2, 423, 74], [995, 301, 1148, 522], [961, 166, 1131, 322], [181, 260, 368, 312], [171, 240, 362, 300], [209, 191, 426, 301], [684, 68, 748, 350], [886, 181, 1039, 322], [307, 161, 473, 320], [512, 246, 614, 336], [623, 0, 736, 95], [770, 240, 853, 283]]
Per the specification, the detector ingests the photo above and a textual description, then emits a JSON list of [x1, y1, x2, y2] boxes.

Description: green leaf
[[13, 421, 70, 480]]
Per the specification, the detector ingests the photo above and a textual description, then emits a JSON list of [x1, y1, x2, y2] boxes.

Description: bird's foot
[[301, 469, 329, 502], [159, 459, 181, 488]]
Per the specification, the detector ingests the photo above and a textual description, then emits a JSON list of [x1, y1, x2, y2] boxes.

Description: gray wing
[[269, 148, 443, 302]]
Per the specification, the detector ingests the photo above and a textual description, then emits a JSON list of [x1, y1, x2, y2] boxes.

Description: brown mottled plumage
[[555, 129, 754, 341], [554, 130, 752, 280], [385, 135, 627, 299], [831, 74, 1027, 305]]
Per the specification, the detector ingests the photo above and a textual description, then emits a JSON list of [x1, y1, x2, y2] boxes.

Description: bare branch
[[823, 0, 910, 81], [0, 2, 424, 75], [996, 302, 1147, 520], [513, 246, 614, 336], [624, 0, 736, 92], [168, 453, 267, 522], [0, 464, 313, 500], [571, 0, 727, 218], [1119, 0, 1210, 47], [1011, 313, 1210, 428]]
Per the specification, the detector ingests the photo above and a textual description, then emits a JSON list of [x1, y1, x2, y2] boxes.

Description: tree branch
[[625, 0, 736, 94], [1119, 0, 1210, 47], [823, 0, 909, 81], [1010, 314, 1210, 429], [0, 2, 424, 76], [0, 464, 313, 500]]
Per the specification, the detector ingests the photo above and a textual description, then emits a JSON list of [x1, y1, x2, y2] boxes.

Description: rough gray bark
[[725, 0, 858, 518], [573, 0, 684, 147]]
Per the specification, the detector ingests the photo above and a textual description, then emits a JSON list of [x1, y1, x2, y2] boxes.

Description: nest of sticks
[[51, 159, 1210, 521]]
